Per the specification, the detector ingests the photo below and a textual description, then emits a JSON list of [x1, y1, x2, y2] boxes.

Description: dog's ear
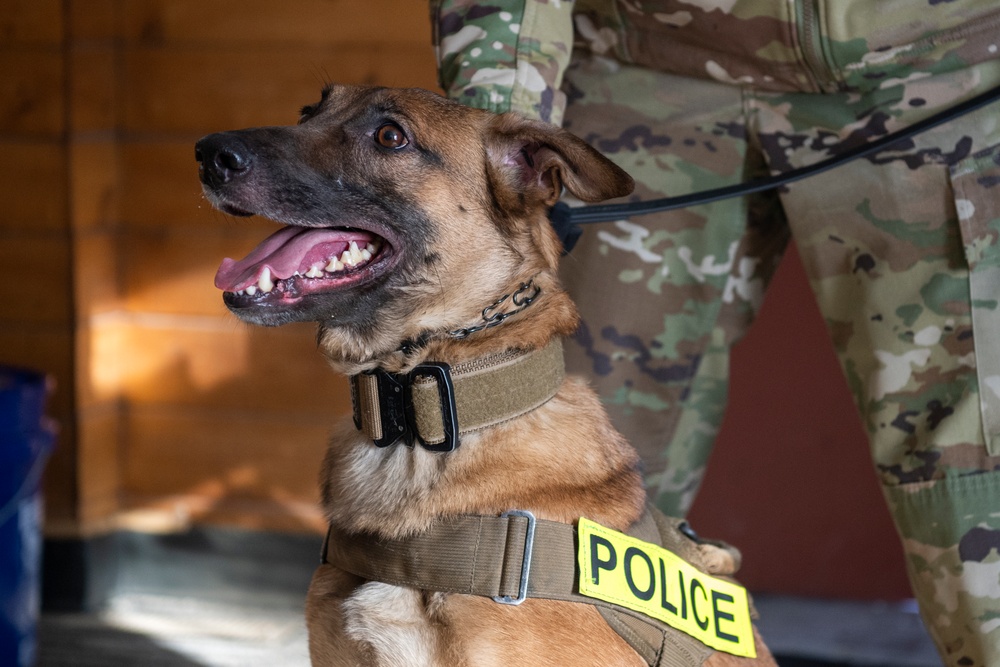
[[485, 113, 634, 208]]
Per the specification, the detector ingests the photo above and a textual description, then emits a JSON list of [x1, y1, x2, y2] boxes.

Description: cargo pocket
[[950, 142, 1000, 455]]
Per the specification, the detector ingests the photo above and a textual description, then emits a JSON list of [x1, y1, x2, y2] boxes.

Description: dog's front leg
[[306, 565, 374, 666], [308, 564, 446, 667], [344, 582, 444, 667]]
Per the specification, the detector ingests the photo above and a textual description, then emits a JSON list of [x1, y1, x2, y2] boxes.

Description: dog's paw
[[696, 541, 742, 576]]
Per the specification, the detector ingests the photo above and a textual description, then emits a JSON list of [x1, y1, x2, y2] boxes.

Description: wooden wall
[[1, 0, 438, 537]]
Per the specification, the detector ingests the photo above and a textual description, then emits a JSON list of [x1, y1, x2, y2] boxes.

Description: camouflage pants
[[559, 53, 1000, 665]]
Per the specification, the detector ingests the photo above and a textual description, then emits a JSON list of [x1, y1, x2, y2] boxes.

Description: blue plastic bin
[[0, 367, 56, 667]]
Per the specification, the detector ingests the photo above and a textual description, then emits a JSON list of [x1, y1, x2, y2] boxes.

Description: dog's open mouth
[[214, 224, 392, 306]]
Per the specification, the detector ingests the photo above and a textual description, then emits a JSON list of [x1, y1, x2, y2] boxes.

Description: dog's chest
[[341, 582, 440, 667]]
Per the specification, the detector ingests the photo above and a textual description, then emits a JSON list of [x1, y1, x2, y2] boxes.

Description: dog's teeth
[[245, 285, 257, 296], [324, 257, 341, 272], [361, 248, 372, 261], [236, 289, 245, 296], [349, 241, 364, 264], [366, 243, 377, 254], [340, 250, 354, 267], [258, 267, 273, 293], [306, 263, 325, 278]]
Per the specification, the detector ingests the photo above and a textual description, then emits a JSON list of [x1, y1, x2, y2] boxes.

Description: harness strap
[[323, 506, 716, 666]]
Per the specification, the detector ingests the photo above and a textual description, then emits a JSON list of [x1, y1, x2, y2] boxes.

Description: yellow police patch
[[577, 518, 756, 658]]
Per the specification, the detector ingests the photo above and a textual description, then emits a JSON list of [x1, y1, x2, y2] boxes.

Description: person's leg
[[560, 54, 789, 515], [753, 61, 1000, 664]]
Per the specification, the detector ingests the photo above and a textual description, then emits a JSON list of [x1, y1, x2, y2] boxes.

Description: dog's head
[[198, 84, 632, 371]]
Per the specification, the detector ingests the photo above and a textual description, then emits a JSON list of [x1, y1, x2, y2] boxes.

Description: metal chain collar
[[448, 279, 541, 339]]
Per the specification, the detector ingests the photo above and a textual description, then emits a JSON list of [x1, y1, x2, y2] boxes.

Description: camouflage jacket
[[431, 0, 1000, 125]]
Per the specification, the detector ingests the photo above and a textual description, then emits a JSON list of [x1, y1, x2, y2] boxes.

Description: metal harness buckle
[[362, 362, 460, 452], [493, 509, 536, 605]]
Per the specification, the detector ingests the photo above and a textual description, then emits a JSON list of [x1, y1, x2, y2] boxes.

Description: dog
[[196, 84, 775, 666]]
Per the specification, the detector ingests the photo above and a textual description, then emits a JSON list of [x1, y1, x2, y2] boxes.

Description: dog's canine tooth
[[258, 266, 274, 293], [349, 241, 364, 264]]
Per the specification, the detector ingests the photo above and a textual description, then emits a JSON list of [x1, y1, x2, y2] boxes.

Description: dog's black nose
[[195, 132, 254, 187]]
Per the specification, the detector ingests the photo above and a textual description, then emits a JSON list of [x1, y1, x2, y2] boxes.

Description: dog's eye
[[375, 123, 408, 149]]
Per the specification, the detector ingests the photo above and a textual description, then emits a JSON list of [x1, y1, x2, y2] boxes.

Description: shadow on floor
[[37, 614, 207, 667]]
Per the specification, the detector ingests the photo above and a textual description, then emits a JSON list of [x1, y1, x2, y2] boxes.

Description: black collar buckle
[[353, 362, 459, 452]]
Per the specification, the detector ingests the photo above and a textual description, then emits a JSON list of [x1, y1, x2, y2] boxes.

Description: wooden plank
[[122, 406, 332, 504], [68, 0, 117, 42], [0, 0, 63, 45], [69, 49, 117, 132], [76, 406, 123, 526], [123, 46, 438, 134], [90, 315, 352, 416], [0, 50, 65, 136], [73, 230, 121, 318], [0, 141, 68, 231], [0, 234, 73, 324], [71, 142, 118, 231], [122, 0, 431, 47]]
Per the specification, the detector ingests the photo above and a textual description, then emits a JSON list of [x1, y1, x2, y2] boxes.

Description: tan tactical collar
[[350, 339, 565, 452]]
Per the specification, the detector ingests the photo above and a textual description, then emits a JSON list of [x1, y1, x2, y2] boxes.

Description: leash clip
[[548, 202, 583, 255], [493, 509, 536, 606], [363, 362, 460, 452]]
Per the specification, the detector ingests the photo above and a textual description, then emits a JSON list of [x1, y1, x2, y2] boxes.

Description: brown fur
[[197, 84, 775, 666]]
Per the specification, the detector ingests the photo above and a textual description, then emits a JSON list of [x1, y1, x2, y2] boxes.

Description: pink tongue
[[214, 225, 375, 292]]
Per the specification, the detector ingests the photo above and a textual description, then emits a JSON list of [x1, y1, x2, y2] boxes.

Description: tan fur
[[199, 84, 775, 666]]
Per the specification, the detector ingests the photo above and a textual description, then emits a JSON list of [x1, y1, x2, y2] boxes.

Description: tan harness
[[337, 340, 738, 665], [324, 505, 735, 666]]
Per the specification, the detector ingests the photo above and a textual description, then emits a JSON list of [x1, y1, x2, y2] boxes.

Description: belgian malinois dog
[[196, 84, 774, 666]]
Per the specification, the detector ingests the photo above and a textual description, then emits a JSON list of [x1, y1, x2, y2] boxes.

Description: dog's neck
[[320, 370, 646, 539], [350, 339, 566, 452], [317, 278, 645, 539], [319, 269, 580, 375], [345, 273, 573, 454]]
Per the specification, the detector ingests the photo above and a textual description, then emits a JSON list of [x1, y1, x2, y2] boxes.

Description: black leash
[[549, 83, 1000, 253]]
